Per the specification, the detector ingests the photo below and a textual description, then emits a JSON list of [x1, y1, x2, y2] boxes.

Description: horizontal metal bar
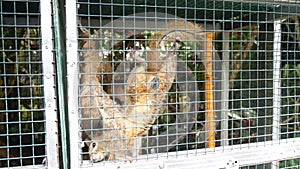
[[0, 165, 45, 169], [80, 138, 300, 169]]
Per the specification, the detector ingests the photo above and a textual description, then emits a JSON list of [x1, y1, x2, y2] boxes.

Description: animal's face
[[88, 140, 111, 162], [139, 75, 162, 92], [129, 74, 166, 101]]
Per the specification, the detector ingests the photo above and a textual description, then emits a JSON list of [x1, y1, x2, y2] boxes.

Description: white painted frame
[[66, 0, 81, 169], [41, 0, 59, 168]]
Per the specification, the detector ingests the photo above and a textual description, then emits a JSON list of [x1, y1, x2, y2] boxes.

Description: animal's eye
[[150, 76, 159, 89], [92, 142, 97, 148]]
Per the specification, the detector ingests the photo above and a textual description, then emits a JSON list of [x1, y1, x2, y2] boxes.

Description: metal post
[[66, 0, 80, 168], [205, 32, 215, 148], [52, 0, 69, 168], [272, 20, 282, 169], [221, 31, 229, 147], [41, 0, 59, 168]]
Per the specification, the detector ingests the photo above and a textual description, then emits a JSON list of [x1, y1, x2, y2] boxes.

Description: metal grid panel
[[66, 0, 300, 168], [0, 0, 57, 168], [279, 158, 300, 169], [241, 158, 300, 169]]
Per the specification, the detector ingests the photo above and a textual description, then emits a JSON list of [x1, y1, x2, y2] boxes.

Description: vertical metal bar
[[52, 0, 69, 168], [41, 0, 59, 168], [272, 20, 282, 169], [221, 31, 229, 147], [66, 0, 80, 168], [205, 32, 215, 148], [272, 20, 281, 142]]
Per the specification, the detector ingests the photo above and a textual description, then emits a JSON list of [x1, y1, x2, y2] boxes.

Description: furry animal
[[80, 20, 203, 162], [123, 35, 180, 128], [86, 130, 140, 162], [80, 32, 180, 162]]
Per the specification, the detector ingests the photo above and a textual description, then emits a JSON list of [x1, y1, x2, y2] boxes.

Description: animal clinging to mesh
[[80, 19, 204, 161], [80, 32, 180, 162]]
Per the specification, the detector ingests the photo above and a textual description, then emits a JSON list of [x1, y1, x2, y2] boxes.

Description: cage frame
[[0, 0, 59, 168], [66, 1, 300, 168], [41, 0, 60, 168], [2, 0, 300, 168]]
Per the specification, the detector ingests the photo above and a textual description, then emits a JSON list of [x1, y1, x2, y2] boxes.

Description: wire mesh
[[0, 0, 46, 168], [68, 0, 300, 168], [240, 158, 300, 169], [279, 158, 300, 169]]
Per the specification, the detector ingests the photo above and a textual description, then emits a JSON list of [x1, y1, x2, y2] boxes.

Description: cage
[[0, 0, 60, 168], [0, 0, 59, 168], [1, 0, 300, 168], [65, 0, 300, 168]]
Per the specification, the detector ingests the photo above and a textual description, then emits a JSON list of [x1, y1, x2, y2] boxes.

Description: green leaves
[[281, 63, 300, 139], [296, 64, 300, 77]]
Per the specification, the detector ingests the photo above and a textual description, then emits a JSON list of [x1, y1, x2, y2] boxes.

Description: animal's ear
[[82, 140, 91, 147], [82, 135, 92, 147]]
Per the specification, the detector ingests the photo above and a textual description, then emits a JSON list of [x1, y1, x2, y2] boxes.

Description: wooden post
[[205, 32, 215, 148]]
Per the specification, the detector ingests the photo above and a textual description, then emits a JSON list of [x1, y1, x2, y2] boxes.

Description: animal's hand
[[171, 37, 181, 50]]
